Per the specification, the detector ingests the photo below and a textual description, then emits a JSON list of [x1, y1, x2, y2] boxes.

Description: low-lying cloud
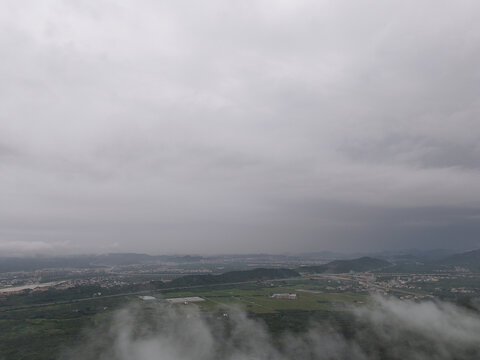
[[61, 295, 480, 360]]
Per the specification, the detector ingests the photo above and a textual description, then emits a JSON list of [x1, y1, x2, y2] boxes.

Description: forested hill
[[300, 257, 391, 274], [162, 268, 300, 288], [436, 249, 480, 271]]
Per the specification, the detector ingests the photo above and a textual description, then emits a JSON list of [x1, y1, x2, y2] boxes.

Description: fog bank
[[61, 295, 480, 360]]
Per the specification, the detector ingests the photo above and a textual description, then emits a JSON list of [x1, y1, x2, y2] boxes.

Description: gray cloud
[[1, 1, 480, 254], [341, 133, 480, 170]]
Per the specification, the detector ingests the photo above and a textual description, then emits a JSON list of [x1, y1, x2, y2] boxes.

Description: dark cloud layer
[[1, 1, 480, 255]]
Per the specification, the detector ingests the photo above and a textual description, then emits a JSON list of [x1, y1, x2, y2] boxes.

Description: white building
[[271, 293, 297, 300], [166, 296, 205, 304]]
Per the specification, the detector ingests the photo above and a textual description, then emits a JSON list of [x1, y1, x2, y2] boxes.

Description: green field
[[0, 279, 364, 360], [158, 281, 366, 314]]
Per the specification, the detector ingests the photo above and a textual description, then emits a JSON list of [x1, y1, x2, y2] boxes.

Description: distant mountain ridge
[[0, 253, 204, 272], [300, 256, 391, 274], [1, 249, 479, 274]]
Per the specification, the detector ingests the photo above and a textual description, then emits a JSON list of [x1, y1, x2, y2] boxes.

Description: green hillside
[[164, 268, 300, 288], [437, 249, 480, 271], [300, 257, 391, 274]]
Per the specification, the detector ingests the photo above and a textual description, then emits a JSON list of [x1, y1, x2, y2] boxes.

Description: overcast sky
[[1, 1, 480, 256]]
